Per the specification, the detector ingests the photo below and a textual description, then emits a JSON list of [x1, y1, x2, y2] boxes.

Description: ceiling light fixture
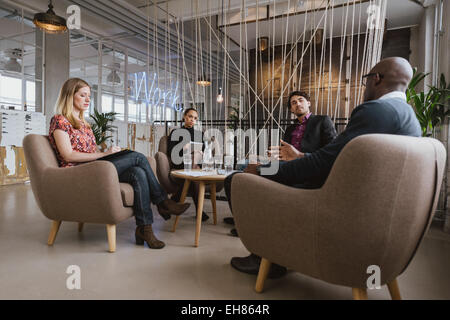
[[33, 0, 67, 34], [106, 63, 121, 85], [257, 37, 269, 51], [197, 74, 211, 87], [3, 48, 22, 73]]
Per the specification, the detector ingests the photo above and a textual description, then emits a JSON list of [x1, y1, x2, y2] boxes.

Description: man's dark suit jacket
[[267, 98, 421, 188], [283, 115, 337, 155]]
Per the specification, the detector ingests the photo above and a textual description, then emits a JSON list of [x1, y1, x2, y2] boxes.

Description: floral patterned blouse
[[48, 114, 97, 167]]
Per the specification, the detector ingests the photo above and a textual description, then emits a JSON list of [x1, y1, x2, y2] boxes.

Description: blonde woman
[[48, 78, 190, 249]]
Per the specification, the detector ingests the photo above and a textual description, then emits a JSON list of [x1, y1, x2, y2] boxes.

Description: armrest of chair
[[231, 173, 320, 274], [146, 156, 158, 183], [40, 160, 127, 224], [155, 152, 179, 194]]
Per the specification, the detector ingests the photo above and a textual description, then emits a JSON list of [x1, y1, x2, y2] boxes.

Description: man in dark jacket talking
[[225, 90, 337, 234], [283, 90, 337, 157], [225, 56, 422, 278]]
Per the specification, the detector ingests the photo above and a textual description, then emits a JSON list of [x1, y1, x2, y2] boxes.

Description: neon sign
[[131, 72, 182, 111]]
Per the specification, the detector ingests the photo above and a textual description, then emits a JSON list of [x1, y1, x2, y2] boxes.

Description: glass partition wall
[[0, 8, 42, 113], [69, 30, 180, 125]]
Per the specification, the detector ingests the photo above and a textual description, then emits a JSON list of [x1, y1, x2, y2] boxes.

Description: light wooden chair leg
[[387, 278, 402, 300], [352, 288, 368, 300], [48, 220, 61, 245], [172, 179, 191, 233], [106, 224, 116, 253], [210, 183, 217, 225], [172, 216, 180, 232], [255, 258, 271, 293], [78, 222, 84, 232], [194, 182, 206, 247]]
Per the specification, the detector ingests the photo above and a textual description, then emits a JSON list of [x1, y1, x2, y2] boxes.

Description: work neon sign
[[130, 72, 182, 111]]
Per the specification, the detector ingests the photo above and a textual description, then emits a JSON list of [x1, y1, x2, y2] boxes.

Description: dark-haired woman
[[167, 108, 210, 221]]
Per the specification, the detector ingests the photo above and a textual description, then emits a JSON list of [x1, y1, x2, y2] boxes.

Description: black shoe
[[223, 217, 235, 225], [229, 228, 239, 237], [194, 211, 209, 222], [230, 254, 261, 275], [230, 254, 287, 279]]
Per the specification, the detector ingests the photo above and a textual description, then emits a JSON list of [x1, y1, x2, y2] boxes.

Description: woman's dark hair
[[287, 91, 310, 108], [183, 107, 198, 117]]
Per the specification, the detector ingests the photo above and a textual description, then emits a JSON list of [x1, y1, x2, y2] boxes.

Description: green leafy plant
[[90, 109, 118, 150], [407, 68, 450, 137]]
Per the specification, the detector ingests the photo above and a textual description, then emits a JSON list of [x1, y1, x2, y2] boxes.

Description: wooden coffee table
[[170, 169, 227, 247]]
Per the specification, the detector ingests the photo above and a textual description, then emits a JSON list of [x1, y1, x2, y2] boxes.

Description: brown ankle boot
[[157, 199, 190, 217], [135, 225, 165, 249]]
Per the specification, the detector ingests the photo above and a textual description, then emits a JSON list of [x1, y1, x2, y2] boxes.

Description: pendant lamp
[[33, 0, 67, 34]]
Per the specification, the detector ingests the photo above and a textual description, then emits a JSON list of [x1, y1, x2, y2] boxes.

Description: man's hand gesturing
[[269, 139, 304, 161]]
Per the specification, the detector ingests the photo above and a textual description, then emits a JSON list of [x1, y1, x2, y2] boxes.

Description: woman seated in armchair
[[167, 107, 210, 221], [48, 78, 190, 249]]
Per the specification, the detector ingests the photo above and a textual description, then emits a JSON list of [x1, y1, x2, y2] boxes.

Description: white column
[[37, 31, 70, 131]]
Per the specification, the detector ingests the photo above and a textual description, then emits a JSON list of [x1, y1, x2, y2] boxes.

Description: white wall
[[36, 32, 70, 130], [439, 0, 450, 83], [409, 5, 435, 92]]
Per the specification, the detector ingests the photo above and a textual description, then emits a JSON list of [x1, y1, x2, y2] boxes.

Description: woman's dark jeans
[[104, 151, 167, 226]]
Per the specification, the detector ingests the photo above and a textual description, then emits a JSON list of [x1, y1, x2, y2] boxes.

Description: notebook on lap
[[97, 149, 133, 161]]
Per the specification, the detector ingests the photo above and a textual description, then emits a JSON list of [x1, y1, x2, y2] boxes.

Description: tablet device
[[97, 149, 134, 161]]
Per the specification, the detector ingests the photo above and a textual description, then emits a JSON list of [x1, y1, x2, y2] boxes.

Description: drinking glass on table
[[224, 155, 234, 174], [183, 153, 192, 172], [214, 156, 223, 173]]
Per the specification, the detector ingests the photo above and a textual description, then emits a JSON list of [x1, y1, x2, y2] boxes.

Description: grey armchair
[[23, 134, 157, 253], [231, 134, 446, 299]]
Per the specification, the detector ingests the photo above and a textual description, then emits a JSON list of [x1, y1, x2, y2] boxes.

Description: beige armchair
[[154, 135, 180, 194], [231, 134, 446, 300], [23, 134, 158, 253]]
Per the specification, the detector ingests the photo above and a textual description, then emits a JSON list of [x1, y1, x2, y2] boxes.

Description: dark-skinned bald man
[[227, 57, 421, 278]]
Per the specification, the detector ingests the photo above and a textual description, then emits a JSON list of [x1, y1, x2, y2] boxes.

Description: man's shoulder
[[359, 97, 410, 108], [308, 114, 332, 123], [353, 98, 412, 115]]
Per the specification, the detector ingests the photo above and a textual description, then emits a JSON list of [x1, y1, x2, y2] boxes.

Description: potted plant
[[90, 109, 118, 151], [407, 68, 450, 137], [408, 69, 450, 230]]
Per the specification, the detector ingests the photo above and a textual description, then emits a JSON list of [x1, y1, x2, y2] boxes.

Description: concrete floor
[[0, 183, 449, 300]]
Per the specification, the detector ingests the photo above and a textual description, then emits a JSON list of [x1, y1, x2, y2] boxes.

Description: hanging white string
[[353, 0, 363, 112], [315, 3, 328, 115], [208, 0, 212, 130], [333, 0, 350, 121], [279, 0, 292, 135], [243, 1, 333, 156], [239, 0, 329, 121], [298, 0, 309, 91]]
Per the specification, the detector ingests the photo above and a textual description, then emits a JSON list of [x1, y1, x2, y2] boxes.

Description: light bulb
[[217, 87, 224, 103]]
